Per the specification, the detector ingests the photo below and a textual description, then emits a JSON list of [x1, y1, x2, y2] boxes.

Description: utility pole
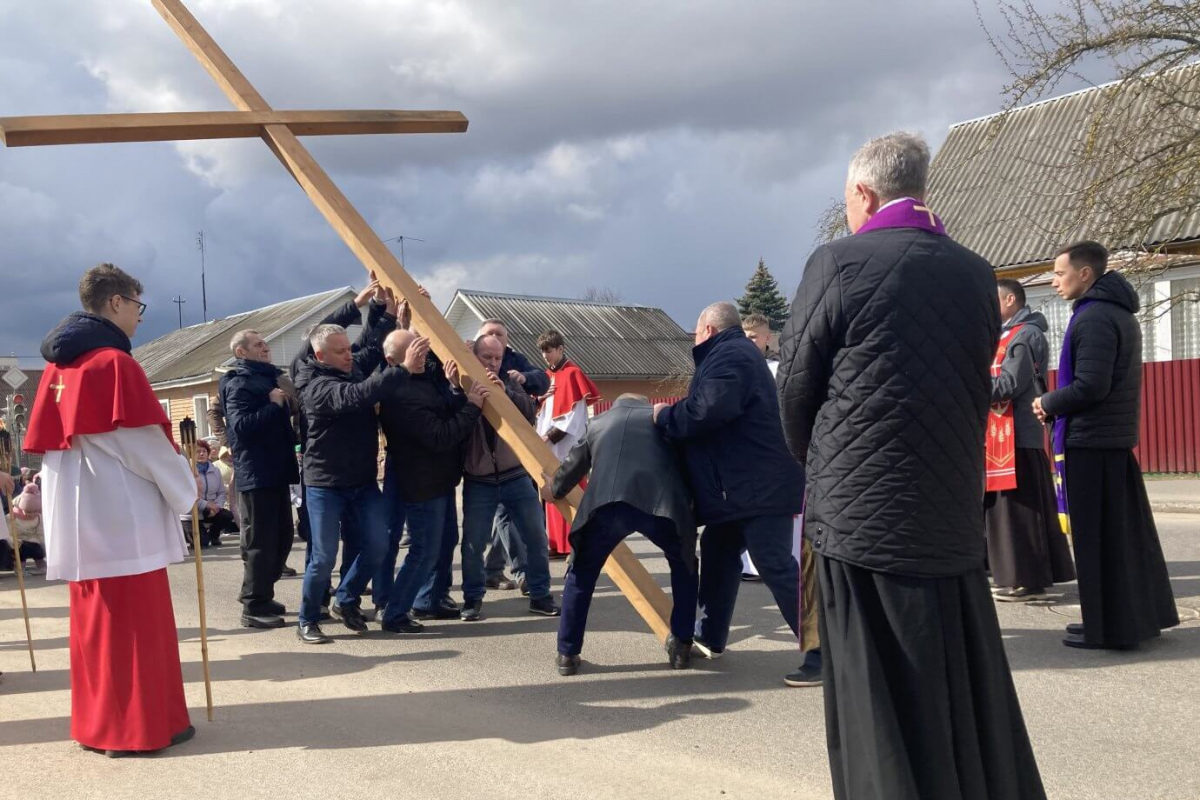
[[172, 295, 186, 329], [197, 230, 208, 322]]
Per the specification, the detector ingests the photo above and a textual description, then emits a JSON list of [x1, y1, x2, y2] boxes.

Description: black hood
[[40, 312, 132, 365], [1077, 271, 1139, 313]]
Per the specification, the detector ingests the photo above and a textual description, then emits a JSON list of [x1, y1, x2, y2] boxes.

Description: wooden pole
[[178, 418, 214, 722], [149, 0, 674, 639], [0, 447, 36, 672]]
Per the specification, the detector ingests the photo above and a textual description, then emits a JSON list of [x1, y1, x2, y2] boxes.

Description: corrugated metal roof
[[133, 287, 356, 385], [453, 290, 694, 380], [928, 64, 1200, 270]]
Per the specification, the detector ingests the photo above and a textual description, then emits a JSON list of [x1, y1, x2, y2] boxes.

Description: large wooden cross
[[0, 0, 672, 638]]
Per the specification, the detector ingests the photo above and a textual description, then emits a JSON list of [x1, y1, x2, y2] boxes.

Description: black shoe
[[460, 600, 485, 622], [485, 575, 517, 591], [518, 576, 530, 597], [1062, 633, 1137, 651], [412, 605, 460, 621], [557, 653, 581, 676], [740, 573, 762, 582], [241, 613, 285, 629], [339, 604, 368, 633], [784, 665, 823, 687], [1066, 622, 1085, 636], [994, 586, 1050, 603], [297, 623, 331, 644], [280, 564, 298, 577], [665, 635, 693, 670], [381, 616, 425, 634], [529, 595, 561, 617], [265, 600, 286, 616], [692, 636, 724, 660], [169, 725, 196, 748], [318, 606, 332, 622]]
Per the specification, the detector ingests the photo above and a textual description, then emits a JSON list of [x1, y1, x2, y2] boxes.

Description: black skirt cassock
[[985, 447, 1076, 589], [818, 556, 1046, 800], [1065, 448, 1179, 647]]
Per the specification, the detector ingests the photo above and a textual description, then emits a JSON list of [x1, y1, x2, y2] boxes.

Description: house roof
[[448, 289, 695, 380], [927, 64, 1200, 271], [133, 286, 356, 386]]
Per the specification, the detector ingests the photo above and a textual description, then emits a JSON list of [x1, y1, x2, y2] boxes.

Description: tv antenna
[[172, 295, 187, 329], [382, 233, 425, 267]]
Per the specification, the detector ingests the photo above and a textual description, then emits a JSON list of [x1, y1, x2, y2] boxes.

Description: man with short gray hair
[[653, 300, 804, 684], [777, 131, 1044, 799]]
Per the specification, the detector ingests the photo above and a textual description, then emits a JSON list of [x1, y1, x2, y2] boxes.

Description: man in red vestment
[[535, 330, 600, 556], [25, 264, 198, 757]]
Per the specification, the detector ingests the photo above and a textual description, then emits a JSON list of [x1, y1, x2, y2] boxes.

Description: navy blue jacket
[[500, 346, 549, 396], [656, 326, 804, 525], [219, 359, 299, 491]]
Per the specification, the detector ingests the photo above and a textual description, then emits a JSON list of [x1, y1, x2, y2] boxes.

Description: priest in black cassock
[[777, 131, 1045, 800], [1034, 240, 1178, 650]]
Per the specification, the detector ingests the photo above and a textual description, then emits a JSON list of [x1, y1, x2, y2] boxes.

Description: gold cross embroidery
[[913, 204, 937, 226], [51, 379, 66, 402]]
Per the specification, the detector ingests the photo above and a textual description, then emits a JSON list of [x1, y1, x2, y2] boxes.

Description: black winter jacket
[[218, 359, 298, 491], [296, 344, 410, 489], [656, 326, 804, 526], [777, 227, 1000, 577], [992, 307, 1051, 450], [1039, 271, 1143, 449], [378, 355, 481, 503], [500, 346, 550, 396]]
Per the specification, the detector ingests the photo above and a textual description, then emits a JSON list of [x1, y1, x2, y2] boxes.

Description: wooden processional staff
[[179, 417, 214, 721]]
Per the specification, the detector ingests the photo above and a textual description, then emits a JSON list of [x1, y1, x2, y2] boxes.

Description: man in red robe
[[535, 330, 600, 557], [25, 264, 198, 757]]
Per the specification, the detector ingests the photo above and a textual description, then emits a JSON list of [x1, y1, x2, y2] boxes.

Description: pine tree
[[736, 257, 789, 330]]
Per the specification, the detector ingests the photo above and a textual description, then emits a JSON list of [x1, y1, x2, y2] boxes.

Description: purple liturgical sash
[[1050, 300, 1095, 539], [855, 197, 948, 237]]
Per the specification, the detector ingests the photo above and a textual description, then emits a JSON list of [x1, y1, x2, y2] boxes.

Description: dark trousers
[[697, 513, 800, 651], [238, 486, 295, 615], [484, 505, 528, 580], [558, 503, 698, 656], [383, 493, 456, 623]]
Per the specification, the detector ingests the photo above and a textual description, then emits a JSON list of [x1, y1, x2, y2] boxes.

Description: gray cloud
[[1, 0, 1072, 358]]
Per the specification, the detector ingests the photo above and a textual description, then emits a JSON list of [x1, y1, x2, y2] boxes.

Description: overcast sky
[[1, 0, 1064, 356]]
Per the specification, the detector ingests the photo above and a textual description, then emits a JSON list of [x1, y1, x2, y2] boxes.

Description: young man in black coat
[[292, 321, 426, 644], [546, 394, 698, 676], [220, 329, 299, 629], [777, 131, 1044, 800], [653, 301, 804, 682], [1034, 241, 1178, 650]]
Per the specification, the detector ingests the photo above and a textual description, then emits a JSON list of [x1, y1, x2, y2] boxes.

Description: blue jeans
[[373, 462, 408, 610], [413, 498, 459, 612], [462, 476, 551, 603], [383, 493, 455, 624], [484, 505, 528, 580], [300, 483, 387, 626], [696, 513, 800, 651], [558, 503, 697, 656]]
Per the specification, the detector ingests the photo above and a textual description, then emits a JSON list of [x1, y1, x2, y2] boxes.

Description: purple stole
[[1051, 300, 1095, 537], [854, 197, 948, 237]]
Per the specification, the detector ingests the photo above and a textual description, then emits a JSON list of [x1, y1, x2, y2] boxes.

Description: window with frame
[[193, 395, 211, 438], [1171, 277, 1200, 360]]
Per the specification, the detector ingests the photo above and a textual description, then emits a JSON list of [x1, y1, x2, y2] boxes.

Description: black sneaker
[[529, 596, 561, 617], [241, 613, 285, 629], [692, 637, 724, 660], [280, 564, 298, 577], [556, 653, 581, 676], [784, 665, 823, 687], [265, 600, 286, 616], [412, 605, 460, 621], [518, 576, 530, 597], [665, 635, 693, 670], [460, 600, 485, 622], [297, 623, 331, 644], [339, 604, 368, 633], [485, 575, 517, 590], [381, 616, 425, 634]]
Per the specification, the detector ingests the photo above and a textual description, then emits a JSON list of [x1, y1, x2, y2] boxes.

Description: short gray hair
[[699, 301, 741, 333], [847, 131, 930, 203], [229, 329, 260, 355], [308, 324, 347, 352]]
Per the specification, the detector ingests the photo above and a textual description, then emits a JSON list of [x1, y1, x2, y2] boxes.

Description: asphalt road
[[1, 513, 1198, 800]]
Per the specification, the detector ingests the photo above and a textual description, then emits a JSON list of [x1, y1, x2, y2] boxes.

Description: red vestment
[[541, 360, 600, 554]]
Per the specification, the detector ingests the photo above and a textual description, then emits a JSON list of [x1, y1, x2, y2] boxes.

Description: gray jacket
[[463, 379, 537, 483], [992, 306, 1049, 449], [552, 397, 696, 566]]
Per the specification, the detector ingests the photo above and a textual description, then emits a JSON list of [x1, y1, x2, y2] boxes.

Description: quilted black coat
[[1039, 271, 1142, 449], [777, 227, 1001, 577]]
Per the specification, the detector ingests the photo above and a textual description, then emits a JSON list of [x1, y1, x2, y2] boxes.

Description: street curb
[[1152, 503, 1200, 515]]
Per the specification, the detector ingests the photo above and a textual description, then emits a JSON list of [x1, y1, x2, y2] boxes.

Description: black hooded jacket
[[1040, 271, 1143, 449], [41, 312, 132, 364]]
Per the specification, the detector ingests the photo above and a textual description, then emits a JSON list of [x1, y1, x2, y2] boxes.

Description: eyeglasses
[[118, 295, 147, 316]]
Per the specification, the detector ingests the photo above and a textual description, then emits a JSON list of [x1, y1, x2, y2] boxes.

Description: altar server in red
[[535, 330, 600, 556], [25, 264, 198, 758]]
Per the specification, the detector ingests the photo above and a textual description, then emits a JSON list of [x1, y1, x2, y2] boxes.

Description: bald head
[[473, 334, 505, 373], [694, 301, 741, 346], [384, 329, 418, 368]]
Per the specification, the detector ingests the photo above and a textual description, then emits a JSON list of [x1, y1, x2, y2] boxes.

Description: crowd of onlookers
[[1, 467, 47, 575]]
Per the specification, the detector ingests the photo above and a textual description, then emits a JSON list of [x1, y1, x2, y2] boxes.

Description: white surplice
[[41, 424, 198, 582], [536, 398, 589, 462]]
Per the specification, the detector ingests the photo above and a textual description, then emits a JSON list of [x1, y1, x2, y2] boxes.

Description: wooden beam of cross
[[0, 0, 673, 639]]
